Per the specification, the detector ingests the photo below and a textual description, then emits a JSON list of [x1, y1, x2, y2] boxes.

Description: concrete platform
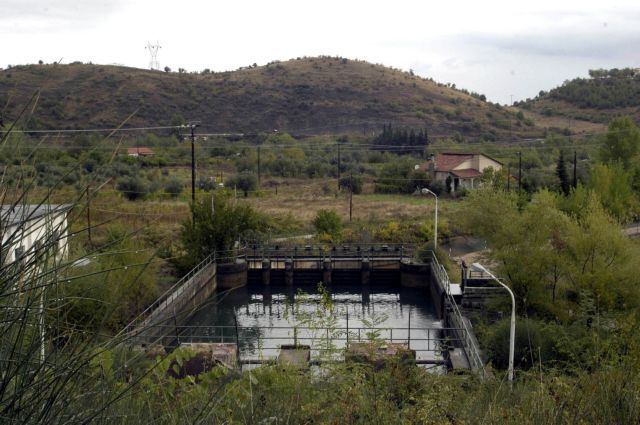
[[447, 348, 470, 370], [278, 344, 311, 368], [346, 342, 416, 367]]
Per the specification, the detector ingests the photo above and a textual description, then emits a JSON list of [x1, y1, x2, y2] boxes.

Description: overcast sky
[[1, 0, 639, 103]]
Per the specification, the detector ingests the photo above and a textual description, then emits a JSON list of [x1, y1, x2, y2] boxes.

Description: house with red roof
[[421, 152, 502, 192], [127, 147, 155, 157]]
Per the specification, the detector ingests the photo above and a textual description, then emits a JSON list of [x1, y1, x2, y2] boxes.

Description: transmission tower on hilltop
[[145, 41, 161, 70]]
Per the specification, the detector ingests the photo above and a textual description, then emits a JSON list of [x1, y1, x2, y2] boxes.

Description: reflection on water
[[183, 283, 444, 362]]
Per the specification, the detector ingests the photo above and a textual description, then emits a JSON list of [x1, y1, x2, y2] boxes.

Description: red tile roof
[[127, 147, 155, 156], [433, 153, 473, 172], [450, 168, 482, 178]]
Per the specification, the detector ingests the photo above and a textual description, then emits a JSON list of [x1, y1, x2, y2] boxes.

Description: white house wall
[[1, 213, 68, 266]]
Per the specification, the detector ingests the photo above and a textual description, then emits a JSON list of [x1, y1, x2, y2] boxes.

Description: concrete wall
[[217, 260, 248, 289], [135, 261, 217, 343], [476, 155, 502, 173]]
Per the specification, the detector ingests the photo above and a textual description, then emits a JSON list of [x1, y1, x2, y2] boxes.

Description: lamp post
[[471, 262, 516, 385], [421, 188, 438, 250]]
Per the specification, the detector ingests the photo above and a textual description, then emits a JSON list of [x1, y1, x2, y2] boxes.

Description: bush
[[164, 177, 183, 198], [226, 171, 257, 197], [313, 209, 343, 239], [180, 193, 264, 267], [116, 176, 148, 201]]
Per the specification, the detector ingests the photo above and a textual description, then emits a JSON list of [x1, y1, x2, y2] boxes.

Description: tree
[[312, 209, 343, 239], [600, 117, 640, 169], [226, 171, 257, 197], [588, 163, 637, 223], [164, 177, 183, 198], [556, 150, 571, 195], [164, 66, 171, 72], [180, 193, 263, 266], [116, 176, 148, 201]]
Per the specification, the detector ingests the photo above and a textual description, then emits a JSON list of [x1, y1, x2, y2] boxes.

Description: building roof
[[1, 204, 71, 226], [450, 168, 482, 178], [425, 152, 503, 173], [127, 147, 155, 156], [433, 153, 474, 172]]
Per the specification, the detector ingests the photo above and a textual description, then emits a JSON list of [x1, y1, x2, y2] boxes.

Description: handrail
[[429, 251, 486, 376], [139, 324, 462, 356], [123, 251, 218, 334]]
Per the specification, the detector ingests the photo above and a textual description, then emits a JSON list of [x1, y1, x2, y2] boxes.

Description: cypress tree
[[557, 150, 571, 195]]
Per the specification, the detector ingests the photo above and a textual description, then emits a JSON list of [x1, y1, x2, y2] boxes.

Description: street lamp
[[421, 188, 438, 250], [471, 262, 516, 385]]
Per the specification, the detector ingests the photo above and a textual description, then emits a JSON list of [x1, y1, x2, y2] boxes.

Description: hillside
[[520, 68, 640, 125], [0, 57, 543, 140]]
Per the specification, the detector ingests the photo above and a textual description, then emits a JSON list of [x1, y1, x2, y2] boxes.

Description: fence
[[124, 251, 219, 338], [247, 244, 414, 262], [427, 251, 486, 376], [147, 324, 462, 363]]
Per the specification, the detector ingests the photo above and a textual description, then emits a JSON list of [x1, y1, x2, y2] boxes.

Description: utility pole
[[188, 121, 201, 204], [518, 151, 522, 192], [573, 150, 577, 188], [349, 173, 353, 222]]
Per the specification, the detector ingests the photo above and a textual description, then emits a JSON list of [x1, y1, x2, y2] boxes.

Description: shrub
[[164, 177, 183, 198], [226, 171, 257, 197], [116, 176, 147, 201], [313, 209, 343, 239]]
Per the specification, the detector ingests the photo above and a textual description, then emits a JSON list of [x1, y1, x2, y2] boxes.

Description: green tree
[[313, 209, 343, 239], [556, 150, 571, 195], [226, 171, 257, 197], [180, 193, 264, 266], [588, 162, 637, 223], [116, 176, 148, 201], [164, 177, 183, 198], [600, 117, 640, 169]]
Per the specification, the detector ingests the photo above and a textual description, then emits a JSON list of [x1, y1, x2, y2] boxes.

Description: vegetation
[[0, 58, 543, 139], [179, 193, 265, 267], [521, 67, 640, 123], [312, 209, 343, 240]]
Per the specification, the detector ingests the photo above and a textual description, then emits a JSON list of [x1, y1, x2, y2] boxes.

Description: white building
[[1, 204, 70, 266], [421, 152, 503, 192]]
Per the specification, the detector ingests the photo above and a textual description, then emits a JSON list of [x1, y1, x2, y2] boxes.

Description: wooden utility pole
[[573, 150, 577, 188]]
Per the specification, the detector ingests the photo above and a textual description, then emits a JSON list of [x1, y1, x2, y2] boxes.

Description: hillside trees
[[600, 116, 640, 169], [460, 187, 640, 316]]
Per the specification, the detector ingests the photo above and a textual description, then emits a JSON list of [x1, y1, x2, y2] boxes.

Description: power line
[[6, 125, 182, 134]]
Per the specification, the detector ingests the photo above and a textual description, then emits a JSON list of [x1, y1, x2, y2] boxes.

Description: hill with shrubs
[[0, 57, 543, 141]]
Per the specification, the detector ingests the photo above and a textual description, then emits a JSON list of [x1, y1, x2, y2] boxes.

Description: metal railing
[[246, 244, 415, 262], [123, 251, 218, 335], [145, 324, 461, 361], [428, 251, 486, 376]]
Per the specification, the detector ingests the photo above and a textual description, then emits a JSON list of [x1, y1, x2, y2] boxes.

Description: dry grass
[[242, 178, 459, 229]]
